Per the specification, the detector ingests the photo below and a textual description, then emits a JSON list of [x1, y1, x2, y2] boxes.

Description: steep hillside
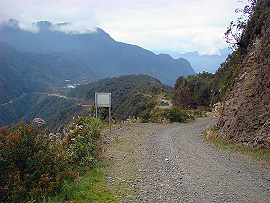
[[0, 20, 195, 86], [216, 0, 270, 147], [0, 42, 95, 104], [0, 93, 77, 127]]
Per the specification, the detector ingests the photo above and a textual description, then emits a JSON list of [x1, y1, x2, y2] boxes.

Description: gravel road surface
[[104, 117, 270, 202]]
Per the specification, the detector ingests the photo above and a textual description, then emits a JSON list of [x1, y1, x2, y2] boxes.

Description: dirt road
[[104, 117, 270, 202]]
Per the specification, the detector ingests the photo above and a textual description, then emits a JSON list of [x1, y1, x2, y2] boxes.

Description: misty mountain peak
[[34, 21, 52, 31], [1, 19, 19, 28]]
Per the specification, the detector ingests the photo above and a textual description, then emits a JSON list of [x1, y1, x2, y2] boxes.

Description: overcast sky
[[0, 0, 247, 55]]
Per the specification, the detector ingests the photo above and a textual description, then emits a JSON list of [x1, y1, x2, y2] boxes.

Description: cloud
[[0, 0, 246, 55], [96, 0, 243, 54], [0, 0, 99, 33], [52, 21, 98, 34]]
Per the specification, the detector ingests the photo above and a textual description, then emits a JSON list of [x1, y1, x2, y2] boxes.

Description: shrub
[[62, 116, 103, 169], [139, 107, 192, 123], [164, 107, 190, 123], [0, 120, 76, 202], [0, 116, 103, 202]]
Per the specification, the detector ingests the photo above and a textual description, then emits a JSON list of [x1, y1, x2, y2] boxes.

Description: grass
[[47, 156, 136, 203], [203, 127, 270, 163], [47, 165, 127, 203], [48, 170, 115, 202]]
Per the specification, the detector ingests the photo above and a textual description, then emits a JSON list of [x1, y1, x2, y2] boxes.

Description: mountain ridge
[[0, 19, 195, 86]]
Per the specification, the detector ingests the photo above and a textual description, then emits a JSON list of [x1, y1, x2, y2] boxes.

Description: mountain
[[0, 42, 94, 104], [0, 19, 195, 86], [176, 48, 232, 73], [0, 74, 172, 129]]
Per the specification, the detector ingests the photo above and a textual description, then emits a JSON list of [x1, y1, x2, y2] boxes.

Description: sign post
[[95, 93, 112, 134]]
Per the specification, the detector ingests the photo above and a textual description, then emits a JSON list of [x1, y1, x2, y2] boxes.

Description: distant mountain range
[[177, 49, 232, 73], [0, 19, 195, 87], [156, 48, 232, 73], [0, 19, 195, 128]]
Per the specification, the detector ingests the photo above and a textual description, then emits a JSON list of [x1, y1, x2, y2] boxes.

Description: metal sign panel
[[95, 93, 111, 107], [95, 92, 112, 134]]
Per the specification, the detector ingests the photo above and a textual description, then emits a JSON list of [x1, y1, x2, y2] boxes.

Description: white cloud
[[0, 0, 246, 55], [52, 21, 98, 34]]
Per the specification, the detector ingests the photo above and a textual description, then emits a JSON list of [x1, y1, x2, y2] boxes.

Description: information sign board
[[95, 93, 111, 107], [95, 93, 112, 134]]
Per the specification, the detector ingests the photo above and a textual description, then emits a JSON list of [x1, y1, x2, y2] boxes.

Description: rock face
[[216, 11, 270, 147]]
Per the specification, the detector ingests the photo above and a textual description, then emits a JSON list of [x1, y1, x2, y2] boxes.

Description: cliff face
[[216, 6, 270, 147]]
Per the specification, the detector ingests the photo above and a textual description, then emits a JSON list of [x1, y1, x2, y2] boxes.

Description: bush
[[139, 107, 192, 123], [0, 116, 103, 202], [164, 107, 190, 123], [0, 120, 76, 202], [62, 116, 103, 168]]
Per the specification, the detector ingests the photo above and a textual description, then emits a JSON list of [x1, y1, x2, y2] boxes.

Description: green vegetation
[[140, 107, 192, 123], [173, 52, 243, 110], [45, 105, 93, 133], [174, 72, 215, 109], [48, 168, 135, 202], [225, 0, 257, 49], [68, 74, 170, 102], [193, 0, 270, 158], [68, 74, 176, 122], [0, 116, 103, 202], [0, 42, 94, 105], [210, 51, 243, 104], [113, 91, 157, 121], [174, 0, 270, 110], [211, 0, 270, 105]]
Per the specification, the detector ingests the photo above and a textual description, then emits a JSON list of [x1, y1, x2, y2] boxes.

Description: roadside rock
[[216, 10, 270, 148]]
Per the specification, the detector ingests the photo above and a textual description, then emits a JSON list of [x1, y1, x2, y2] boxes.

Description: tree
[[225, 0, 257, 49]]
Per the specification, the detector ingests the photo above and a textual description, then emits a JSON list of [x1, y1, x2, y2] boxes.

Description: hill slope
[[0, 92, 77, 127], [0, 20, 195, 86], [68, 74, 167, 102], [69, 74, 173, 121], [0, 42, 95, 104]]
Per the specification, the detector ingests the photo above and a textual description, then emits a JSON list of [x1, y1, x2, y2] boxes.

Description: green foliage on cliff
[[113, 91, 158, 121], [211, 0, 270, 103], [174, 72, 215, 109], [174, 0, 270, 109], [139, 107, 191, 123]]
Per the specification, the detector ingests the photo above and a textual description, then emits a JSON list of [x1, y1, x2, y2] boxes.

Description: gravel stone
[[103, 117, 270, 202]]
